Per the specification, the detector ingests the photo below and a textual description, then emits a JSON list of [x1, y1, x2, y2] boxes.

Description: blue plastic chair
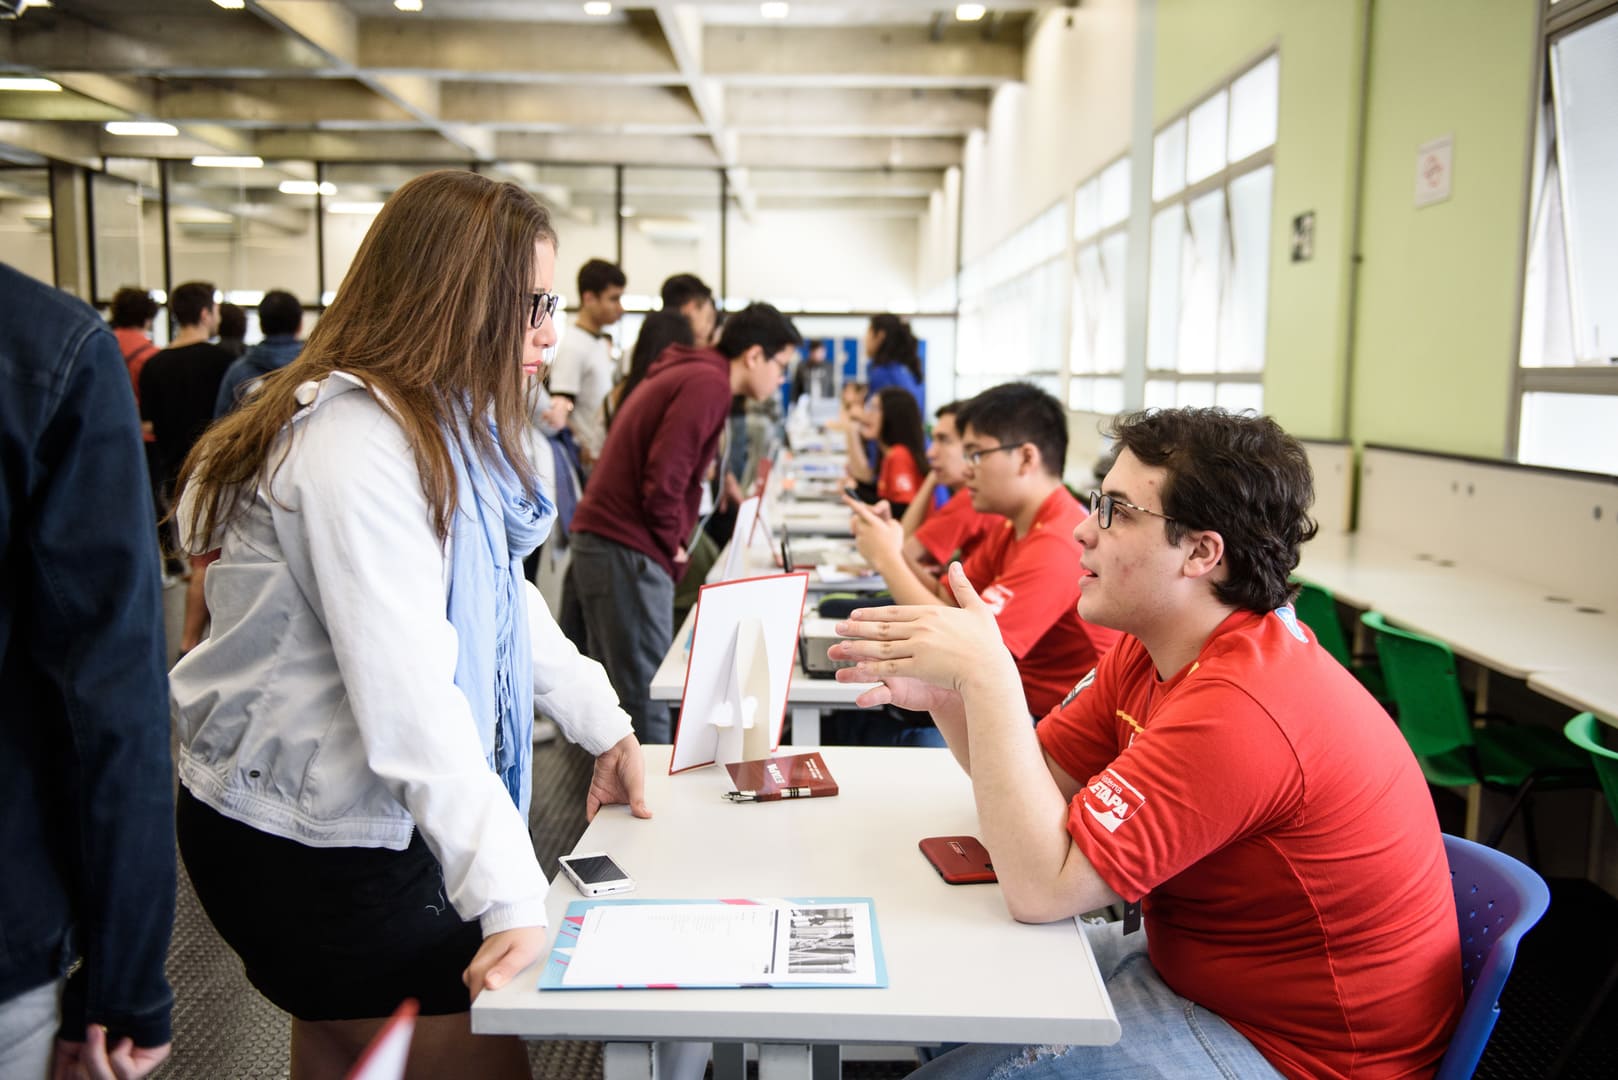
[[1434, 834, 1550, 1080]]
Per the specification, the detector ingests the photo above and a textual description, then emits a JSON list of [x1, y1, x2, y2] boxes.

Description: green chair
[[1547, 713, 1618, 1077], [1291, 581, 1385, 699], [1360, 611, 1593, 866]]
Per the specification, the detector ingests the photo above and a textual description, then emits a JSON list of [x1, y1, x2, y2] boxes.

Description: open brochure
[[539, 897, 886, 990]]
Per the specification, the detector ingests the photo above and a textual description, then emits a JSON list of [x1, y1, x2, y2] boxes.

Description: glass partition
[[0, 168, 53, 286], [91, 159, 160, 305], [167, 159, 321, 312], [621, 167, 721, 309]]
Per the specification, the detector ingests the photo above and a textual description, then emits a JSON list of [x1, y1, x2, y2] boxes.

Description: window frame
[[1508, 0, 1618, 466], [1144, 51, 1278, 409]]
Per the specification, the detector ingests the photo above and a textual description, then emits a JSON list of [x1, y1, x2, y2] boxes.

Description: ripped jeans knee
[[985, 1045, 1076, 1080]]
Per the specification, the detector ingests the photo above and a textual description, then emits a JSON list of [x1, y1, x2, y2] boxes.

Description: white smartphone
[[557, 851, 635, 897]]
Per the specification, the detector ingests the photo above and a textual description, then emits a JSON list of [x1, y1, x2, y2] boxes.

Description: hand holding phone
[[558, 851, 635, 896], [918, 836, 997, 884]]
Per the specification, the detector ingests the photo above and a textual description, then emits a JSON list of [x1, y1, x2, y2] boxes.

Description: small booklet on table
[[723, 751, 839, 803], [539, 897, 886, 990]]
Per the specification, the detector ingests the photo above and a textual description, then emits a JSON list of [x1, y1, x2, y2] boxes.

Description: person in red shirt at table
[[831, 407, 1462, 1080], [847, 382, 1118, 720], [877, 398, 1000, 590], [854, 386, 928, 518]]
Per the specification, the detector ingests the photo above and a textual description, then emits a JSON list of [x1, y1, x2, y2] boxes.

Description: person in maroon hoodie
[[562, 302, 801, 742]]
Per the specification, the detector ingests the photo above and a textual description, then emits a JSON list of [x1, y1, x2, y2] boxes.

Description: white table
[[1527, 668, 1618, 729], [777, 503, 856, 538], [1296, 534, 1618, 679], [649, 608, 875, 747], [472, 746, 1120, 1078]]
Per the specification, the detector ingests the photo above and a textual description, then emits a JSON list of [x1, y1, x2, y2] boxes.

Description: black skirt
[[176, 786, 485, 1020]]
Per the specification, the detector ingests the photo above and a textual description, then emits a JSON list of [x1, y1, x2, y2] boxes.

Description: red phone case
[[918, 835, 998, 884]]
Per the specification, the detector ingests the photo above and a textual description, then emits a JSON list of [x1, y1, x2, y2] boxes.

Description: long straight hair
[[875, 386, 928, 479], [177, 170, 556, 547]]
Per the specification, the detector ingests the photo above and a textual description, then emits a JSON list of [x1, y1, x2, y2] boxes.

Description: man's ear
[[740, 344, 764, 368], [1182, 529, 1226, 582]]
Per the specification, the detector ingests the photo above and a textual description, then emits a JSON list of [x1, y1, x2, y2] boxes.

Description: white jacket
[[172, 373, 632, 936]]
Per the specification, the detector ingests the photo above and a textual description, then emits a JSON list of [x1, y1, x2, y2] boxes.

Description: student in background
[[865, 313, 925, 415], [564, 303, 801, 745], [109, 285, 167, 540], [791, 339, 836, 403], [215, 289, 305, 416], [845, 382, 1118, 719], [141, 281, 235, 652], [216, 301, 247, 360], [859, 386, 928, 519], [895, 399, 1000, 586], [168, 171, 648, 1079], [547, 258, 625, 470], [604, 308, 695, 430], [660, 273, 717, 347], [832, 407, 1461, 1080], [1, 261, 175, 1080]]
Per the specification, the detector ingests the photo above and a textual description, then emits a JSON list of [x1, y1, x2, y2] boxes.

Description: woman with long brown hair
[[169, 170, 649, 1078]]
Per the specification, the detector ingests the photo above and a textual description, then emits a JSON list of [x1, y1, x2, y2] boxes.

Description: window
[[956, 201, 1067, 400], [1145, 53, 1278, 411], [1068, 156, 1129, 415], [1516, 2, 1618, 473]]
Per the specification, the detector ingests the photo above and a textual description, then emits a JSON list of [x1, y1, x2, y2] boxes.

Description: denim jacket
[[172, 374, 632, 936], [0, 263, 175, 1046]]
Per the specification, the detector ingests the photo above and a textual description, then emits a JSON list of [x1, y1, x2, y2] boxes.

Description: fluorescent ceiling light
[[583, 1, 612, 14], [105, 121, 178, 136], [760, 2, 789, 18], [192, 155, 263, 168], [279, 179, 337, 196], [394, 0, 423, 11], [211, 0, 245, 9], [327, 201, 386, 215], [0, 78, 62, 92], [955, 3, 986, 20]]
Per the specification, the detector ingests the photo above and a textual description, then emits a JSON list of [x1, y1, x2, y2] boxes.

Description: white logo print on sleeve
[[981, 583, 1013, 616], [1082, 768, 1147, 834]]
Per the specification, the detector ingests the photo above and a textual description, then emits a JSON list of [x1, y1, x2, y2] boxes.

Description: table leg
[[812, 1042, 842, 1080], [603, 1043, 653, 1080], [712, 1043, 747, 1080], [758, 1043, 814, 1080], [602, 1042, 712, 1080], [791, 705, 822, 746]]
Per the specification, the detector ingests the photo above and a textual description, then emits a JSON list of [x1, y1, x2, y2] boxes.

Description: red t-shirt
[[876, 444, 924, 507], [957, 487, 1119, 716], [1037, 608, 1462, 1080], [914, 489, 999, 567]]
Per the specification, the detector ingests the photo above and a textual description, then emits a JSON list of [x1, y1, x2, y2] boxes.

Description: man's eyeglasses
[[1087, 490, 1177, 530], [528, 291, 562, 331], [965, 443, 1023, 467]]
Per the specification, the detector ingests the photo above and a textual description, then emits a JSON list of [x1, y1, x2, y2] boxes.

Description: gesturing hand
[[828, 562, 1020, 702], [844, 495, 904, 569], [586, 734, 653, 823]]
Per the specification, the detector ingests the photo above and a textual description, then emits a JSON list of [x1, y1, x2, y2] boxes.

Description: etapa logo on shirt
[[980, 583, 1013, 616], [1083, 768, 1146, 834]]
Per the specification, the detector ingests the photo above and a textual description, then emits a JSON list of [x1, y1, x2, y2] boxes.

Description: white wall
[[915, 166, 961, 303], [726, 208, 920, 314], [958, 1, 1138, 263]]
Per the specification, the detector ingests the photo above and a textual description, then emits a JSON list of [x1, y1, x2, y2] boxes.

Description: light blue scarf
[[445, 417, 555, 819]]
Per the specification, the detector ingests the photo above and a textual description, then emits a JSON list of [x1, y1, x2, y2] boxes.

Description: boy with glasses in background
[[846, 381, 1118, 721]]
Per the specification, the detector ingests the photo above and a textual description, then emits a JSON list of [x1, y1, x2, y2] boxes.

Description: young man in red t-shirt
[[832, 408, 1462, 1080], [847, 383, 1117, 718]]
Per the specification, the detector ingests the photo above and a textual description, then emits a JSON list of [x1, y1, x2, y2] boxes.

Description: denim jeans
[[0, 979, 63, 1080], [910, 921, 1283, 1080]]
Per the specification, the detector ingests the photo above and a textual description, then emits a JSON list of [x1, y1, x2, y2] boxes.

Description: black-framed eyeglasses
[[527, 291, 561, 330], [965, 443, 1023, 467], [1088, 490, 1177, 530]]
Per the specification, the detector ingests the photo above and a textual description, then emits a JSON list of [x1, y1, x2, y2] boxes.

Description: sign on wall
[[1414, 135, 1454, 209]]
